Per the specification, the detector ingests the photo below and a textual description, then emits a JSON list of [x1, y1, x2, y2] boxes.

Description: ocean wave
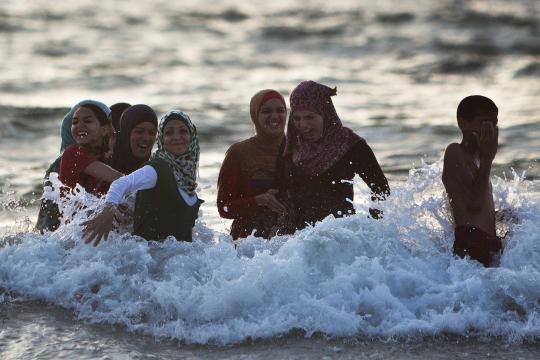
[[0, 12, 24, 32], [434, 56, 489, 74], [164, 9, 249, 34], [261, 24, 346, 40], [33, 40, 87, 58], [185, 9, 249, 23], [432, 9, 538, 30], [1, 162, 539, 345], [0, 105, 65, 123], [28, 10, 68, 22], [376, 12, 415, 24], [511, 39, 540, 56], [397, 56, 489, 80], [270, 8, 363, 21], [433, 38, 502, 56], [0, 105, 63, 142]]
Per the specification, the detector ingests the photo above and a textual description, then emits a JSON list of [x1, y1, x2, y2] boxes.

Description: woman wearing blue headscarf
[[82, 110, 203, 245], [36, 100, 115, 232]]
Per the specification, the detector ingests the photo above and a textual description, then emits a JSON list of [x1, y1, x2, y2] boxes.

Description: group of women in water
[[37, 80, 390, 244]]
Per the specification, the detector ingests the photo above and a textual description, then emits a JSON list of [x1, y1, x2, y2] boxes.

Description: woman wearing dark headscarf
[[83, 110, 203, 245], [105, 105, 158, 232], [36, 99, 112, 232], [276, 80, 390, 234], [109, 104, 157, 174], [109, 102, 131, 134], [217, 89, 287, 240]]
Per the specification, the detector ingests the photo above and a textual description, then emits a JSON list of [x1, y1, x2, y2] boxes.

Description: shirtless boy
[[442, 95, 502, 267]]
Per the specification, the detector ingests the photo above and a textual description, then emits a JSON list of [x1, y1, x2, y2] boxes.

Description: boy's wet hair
[[78, 103, 110, 126], [457, 95, 498, 121]]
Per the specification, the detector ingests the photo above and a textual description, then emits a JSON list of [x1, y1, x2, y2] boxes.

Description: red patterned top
[[59, 145, 109, 196]]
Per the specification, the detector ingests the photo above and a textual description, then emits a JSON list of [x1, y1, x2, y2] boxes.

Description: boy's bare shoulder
[[443, 143, 464, 164], [442, 143, 467, 186], [444, 142, 462, 155]]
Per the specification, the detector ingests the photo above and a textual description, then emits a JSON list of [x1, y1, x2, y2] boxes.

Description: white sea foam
[[1, 161, 539, 345]]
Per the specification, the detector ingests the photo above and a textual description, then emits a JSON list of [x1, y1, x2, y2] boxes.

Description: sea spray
[[1, 161, 539, 345], [0, 180, 34, 236]]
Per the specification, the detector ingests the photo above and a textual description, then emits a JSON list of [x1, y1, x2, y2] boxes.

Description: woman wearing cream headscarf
[[217, 89, 287, 240]]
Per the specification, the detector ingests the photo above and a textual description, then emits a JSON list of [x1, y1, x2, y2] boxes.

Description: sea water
[[2, 164, 540, 345], [1, 0, 539, 358]]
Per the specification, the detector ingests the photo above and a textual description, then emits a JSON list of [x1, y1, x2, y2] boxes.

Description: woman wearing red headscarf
[[276, 80, 390, 234], [217, 89, 287, 240]]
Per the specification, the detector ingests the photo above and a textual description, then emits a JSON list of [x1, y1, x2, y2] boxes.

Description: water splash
[[0, 180, 34, 236], [0, 161, 539, 345]]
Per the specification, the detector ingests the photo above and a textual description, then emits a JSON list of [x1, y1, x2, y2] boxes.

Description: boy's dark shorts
[[453, 226, 502, 267]]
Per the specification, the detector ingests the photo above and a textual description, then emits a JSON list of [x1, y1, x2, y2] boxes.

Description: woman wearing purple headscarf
[[276, 80, 390, 234]]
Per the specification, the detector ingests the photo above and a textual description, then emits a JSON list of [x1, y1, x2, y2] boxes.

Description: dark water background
[[1, 0, 540, 358]]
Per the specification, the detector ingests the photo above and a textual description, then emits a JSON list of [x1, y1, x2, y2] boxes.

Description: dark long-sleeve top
[[217, 140, 280, 240], [276, 140, 390, 233]]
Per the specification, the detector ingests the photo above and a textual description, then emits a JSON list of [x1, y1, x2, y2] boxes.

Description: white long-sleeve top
[[106, 165, 198, 207]]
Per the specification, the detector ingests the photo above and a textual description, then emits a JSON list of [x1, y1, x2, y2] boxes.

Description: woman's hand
[[255, 189, 286, 214], [115, 203, 134, 227], [82, 203, 116, 246]]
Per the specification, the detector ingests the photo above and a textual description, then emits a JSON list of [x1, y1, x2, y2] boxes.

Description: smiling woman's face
[[163, 119, 191, 156], [71, 107, 108, 147], [257, 98, 286, 138], [130, 122, 157, 159], [292, 110, 324, 142]]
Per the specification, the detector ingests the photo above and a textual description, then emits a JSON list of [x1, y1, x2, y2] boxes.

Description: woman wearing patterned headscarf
[[83, 110, 203, 245], [217, 89, 287, 240], [276, 80, 390, 234]]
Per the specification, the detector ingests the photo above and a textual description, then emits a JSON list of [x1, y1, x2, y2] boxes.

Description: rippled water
[[1, 0, 540, 358]]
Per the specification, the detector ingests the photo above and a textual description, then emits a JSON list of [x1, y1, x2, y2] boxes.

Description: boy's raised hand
[[479, 122, 498, 163]]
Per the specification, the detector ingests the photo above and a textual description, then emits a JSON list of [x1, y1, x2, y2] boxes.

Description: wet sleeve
[[216, 147, 258, 219], [44, 156, 62, 180], [351, 141, 390, 201], [58, 145, 97, 189], [106, 165, 158, 205], [273, 140, 289, 194]]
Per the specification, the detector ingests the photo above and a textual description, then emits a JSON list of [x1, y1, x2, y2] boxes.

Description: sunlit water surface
[[1, 0, 539, 358]]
